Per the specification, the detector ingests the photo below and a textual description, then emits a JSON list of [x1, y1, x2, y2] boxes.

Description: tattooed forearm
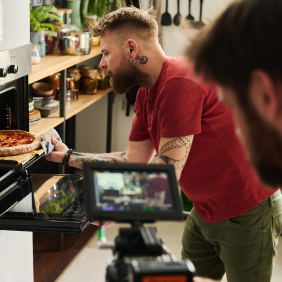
[[72, 151, 126, 164], [159, 136, 194, 170]]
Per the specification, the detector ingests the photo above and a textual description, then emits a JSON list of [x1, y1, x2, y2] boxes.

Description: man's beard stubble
[[107, 59, 148, 94], [244, 104, 282, 187]]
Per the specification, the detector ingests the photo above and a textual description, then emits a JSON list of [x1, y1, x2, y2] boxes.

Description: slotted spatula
[[161, 0, 172, 26]]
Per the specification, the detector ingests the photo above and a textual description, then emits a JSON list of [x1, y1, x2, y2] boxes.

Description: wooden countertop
[[30, 88, 111, 135], [29, 46, 102, 84]]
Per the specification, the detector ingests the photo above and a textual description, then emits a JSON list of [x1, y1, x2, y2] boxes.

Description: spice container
[[31, 44, 41, 65], [67, 68, 81, 90], [82, 69, 101, 94]]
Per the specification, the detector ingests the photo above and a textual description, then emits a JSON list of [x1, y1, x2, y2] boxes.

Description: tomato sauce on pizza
[[0, 130, 41, 156]]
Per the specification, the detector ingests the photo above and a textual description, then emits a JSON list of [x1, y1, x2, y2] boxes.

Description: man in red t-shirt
[[139, 175, 171, 207], [45, 7, 282, 282]]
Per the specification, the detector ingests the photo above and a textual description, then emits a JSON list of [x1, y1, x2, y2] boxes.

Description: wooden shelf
[[28, 46, 102, 84], [30, 117, 64, 136], [30, 88, 111, 136], [49, 89, 111, 119]]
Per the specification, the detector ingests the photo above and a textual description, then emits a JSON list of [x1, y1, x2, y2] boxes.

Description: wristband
[[62, 151, 69, 166], [66, 149, 74, 168], [62, 149, 74, 168]]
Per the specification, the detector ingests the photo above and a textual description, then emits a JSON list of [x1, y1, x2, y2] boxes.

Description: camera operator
[[45, 6, 280, 282], [187, 0, 282, 280]]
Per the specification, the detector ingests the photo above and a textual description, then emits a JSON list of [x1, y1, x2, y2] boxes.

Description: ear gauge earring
[[130, 58, 136, 64]]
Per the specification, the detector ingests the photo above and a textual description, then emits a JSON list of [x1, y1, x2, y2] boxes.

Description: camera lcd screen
[[93, 170, 174, 212], [83, 163, 183, 222]]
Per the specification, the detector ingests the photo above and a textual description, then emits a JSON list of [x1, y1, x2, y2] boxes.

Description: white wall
[[160, 0, 234, 56], [0, 0, 30, 52], [0, 231, 33, 282]]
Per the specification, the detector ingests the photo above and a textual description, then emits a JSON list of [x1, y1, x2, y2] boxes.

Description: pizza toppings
[[0, 130, 41, 156]]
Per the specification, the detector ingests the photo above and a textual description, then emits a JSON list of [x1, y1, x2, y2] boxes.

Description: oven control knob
[[8, 65, 18, 74], [0, 68, 7, 77]]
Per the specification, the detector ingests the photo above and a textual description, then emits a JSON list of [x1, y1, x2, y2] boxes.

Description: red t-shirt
[[129, 56, 275, 223]]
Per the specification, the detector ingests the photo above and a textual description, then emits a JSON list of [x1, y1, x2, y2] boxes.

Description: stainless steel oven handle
[[0, 86, 16, 96]]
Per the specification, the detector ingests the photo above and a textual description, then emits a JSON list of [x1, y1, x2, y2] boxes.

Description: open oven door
[[0, 171, 93, 233]]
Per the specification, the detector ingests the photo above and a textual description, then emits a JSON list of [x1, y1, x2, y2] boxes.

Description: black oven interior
[[0, 172, 90, 233], [0, 77, 29, 131]]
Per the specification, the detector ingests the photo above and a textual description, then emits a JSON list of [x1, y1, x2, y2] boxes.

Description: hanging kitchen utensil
[[161, 0, 172, 26], [194, 0, 205, 29], [186, 0, 194, 22], [173, 0, 182, 26]]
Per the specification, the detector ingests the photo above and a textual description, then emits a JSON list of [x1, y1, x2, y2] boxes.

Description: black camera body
[[83, 163, 196, 282], [106, 225, 195, 282]]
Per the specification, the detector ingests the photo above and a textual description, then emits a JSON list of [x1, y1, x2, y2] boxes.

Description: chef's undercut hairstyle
[[89, 7, 158, 41], [186, 0, 282, 109]]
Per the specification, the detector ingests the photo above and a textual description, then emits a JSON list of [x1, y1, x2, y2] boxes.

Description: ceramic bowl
[[32, 82, 53, 97]]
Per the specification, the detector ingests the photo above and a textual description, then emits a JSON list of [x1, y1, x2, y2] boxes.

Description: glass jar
[[67, 68, 81, 90], [82, 69, 101, 94], [98, 76, 109, 90], [78, 65, 90, 92], [31, 44, 41, 65]]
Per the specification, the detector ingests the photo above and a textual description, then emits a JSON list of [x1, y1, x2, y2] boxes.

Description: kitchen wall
[[160, 0, 234, 56], [76, 0, 235, 154], [0, 231, 33, 282]]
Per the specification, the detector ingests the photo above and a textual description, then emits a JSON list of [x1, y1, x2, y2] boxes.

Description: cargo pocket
[[272, 212, 282, 249]]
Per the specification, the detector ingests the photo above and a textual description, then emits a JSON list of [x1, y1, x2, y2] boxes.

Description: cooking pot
[[58, 29, 92, 55]]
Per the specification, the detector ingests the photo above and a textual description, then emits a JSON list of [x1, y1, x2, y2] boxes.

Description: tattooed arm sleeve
[[68, 139, 156, 170], [68, 151, 127, 170], [158, 136, 194, 180]]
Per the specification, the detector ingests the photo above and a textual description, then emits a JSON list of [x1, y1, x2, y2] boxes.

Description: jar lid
[[67, 68, 80, 74], [83, 69, 98, 74], [79, 65, 91, 71]]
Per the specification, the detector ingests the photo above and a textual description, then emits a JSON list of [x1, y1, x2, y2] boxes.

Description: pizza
[[0, 130, 41, 157]]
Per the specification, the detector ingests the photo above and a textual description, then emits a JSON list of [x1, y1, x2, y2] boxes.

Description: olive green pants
[[181, 190, 282, 282]]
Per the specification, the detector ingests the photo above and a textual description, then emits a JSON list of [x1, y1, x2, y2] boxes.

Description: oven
[[0, 0, 92, 234]]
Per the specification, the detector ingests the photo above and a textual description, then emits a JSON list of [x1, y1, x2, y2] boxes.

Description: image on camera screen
[[92, 170, 175, 212]]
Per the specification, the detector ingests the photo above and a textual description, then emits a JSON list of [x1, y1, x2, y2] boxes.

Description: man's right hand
[[44, 135, 69, 163]]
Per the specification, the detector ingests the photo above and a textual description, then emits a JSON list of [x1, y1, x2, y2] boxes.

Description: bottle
[[49, 73, 61, 99]]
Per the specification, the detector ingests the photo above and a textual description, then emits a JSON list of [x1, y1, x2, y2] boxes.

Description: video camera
[[83, 163, 195, 282]]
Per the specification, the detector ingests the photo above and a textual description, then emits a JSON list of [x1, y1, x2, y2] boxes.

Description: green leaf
[[30, 4, 61, 32]]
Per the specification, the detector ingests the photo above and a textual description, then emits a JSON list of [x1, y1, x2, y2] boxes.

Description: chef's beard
[[243, 104, 282, 188], [107, 59, 148, 94]]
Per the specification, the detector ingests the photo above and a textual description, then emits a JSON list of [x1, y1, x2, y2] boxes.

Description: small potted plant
[[30, 3, 62, 44], [79, 0, 135, 29]]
